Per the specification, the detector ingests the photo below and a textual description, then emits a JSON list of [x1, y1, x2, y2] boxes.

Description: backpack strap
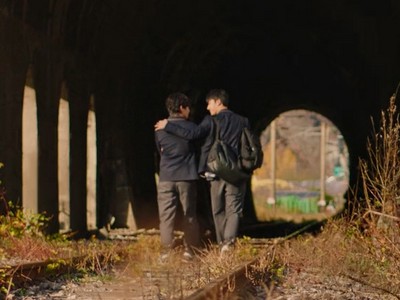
[[211, 117, 221, 141]]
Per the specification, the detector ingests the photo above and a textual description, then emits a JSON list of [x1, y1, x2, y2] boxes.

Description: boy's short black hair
[[165, 92, 191, 115], [205, 89, 229, 106]]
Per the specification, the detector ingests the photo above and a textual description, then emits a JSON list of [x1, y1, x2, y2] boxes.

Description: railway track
[[3, 222, 397, 299], [0, 220, 394, 300], [1, 243, 276, 299], [186, 221, 323, 299], [1, 222, 322, 299]]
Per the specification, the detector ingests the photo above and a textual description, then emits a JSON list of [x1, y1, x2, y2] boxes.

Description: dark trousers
[[209, 179, 246, 245], [157, 181, 199, 249]]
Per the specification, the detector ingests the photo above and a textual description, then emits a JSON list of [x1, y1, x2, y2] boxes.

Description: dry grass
[[273, 92, 400, 298], [276, 218, 400, 297]]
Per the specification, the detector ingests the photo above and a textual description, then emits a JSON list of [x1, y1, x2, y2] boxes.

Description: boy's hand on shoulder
[[155, 119, 168, 131]]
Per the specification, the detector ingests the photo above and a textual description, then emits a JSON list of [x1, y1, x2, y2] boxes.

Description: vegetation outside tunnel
[[252, 109, 349, 223]]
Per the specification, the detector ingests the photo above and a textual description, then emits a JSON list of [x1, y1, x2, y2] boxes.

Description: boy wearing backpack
[[155, 89, 257, 255]]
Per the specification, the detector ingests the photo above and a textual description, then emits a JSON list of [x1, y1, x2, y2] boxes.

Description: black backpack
[[207, 120, 249, 185], [239, 126, 263, 173]]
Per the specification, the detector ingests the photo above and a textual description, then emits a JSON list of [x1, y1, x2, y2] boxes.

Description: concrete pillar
[[94, 85, 138, 230], [22, 83, 38, 214], [0, 16, 29, 212], [68, 78, 89, 235], [93, 90, 117, 229], [58, 96, 70, 230], [33, 48, 64, 234], [86, 104, 97, 230], [123, 90, 159, 229]]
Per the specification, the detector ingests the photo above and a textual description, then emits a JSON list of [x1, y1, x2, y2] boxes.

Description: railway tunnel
[[0, 1, 399, 236]]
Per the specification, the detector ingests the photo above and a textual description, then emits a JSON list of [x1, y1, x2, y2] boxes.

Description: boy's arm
[[156, 117, 211, 140]]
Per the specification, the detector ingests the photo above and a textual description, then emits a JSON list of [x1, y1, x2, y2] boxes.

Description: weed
[[274, 90, 400, 298]]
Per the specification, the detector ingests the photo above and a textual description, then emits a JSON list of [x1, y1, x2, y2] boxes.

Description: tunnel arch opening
[[251, 109, 349, 223]]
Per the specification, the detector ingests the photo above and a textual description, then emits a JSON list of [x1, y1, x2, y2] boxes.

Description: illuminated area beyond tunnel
[[252, 109, 349, 223]]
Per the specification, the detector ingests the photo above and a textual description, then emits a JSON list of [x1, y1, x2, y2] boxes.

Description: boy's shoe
[[220, 242, 234, 257], [220, 244, 231, 255], [158, 250, 170, 263], [182, 247, 194, 261]]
